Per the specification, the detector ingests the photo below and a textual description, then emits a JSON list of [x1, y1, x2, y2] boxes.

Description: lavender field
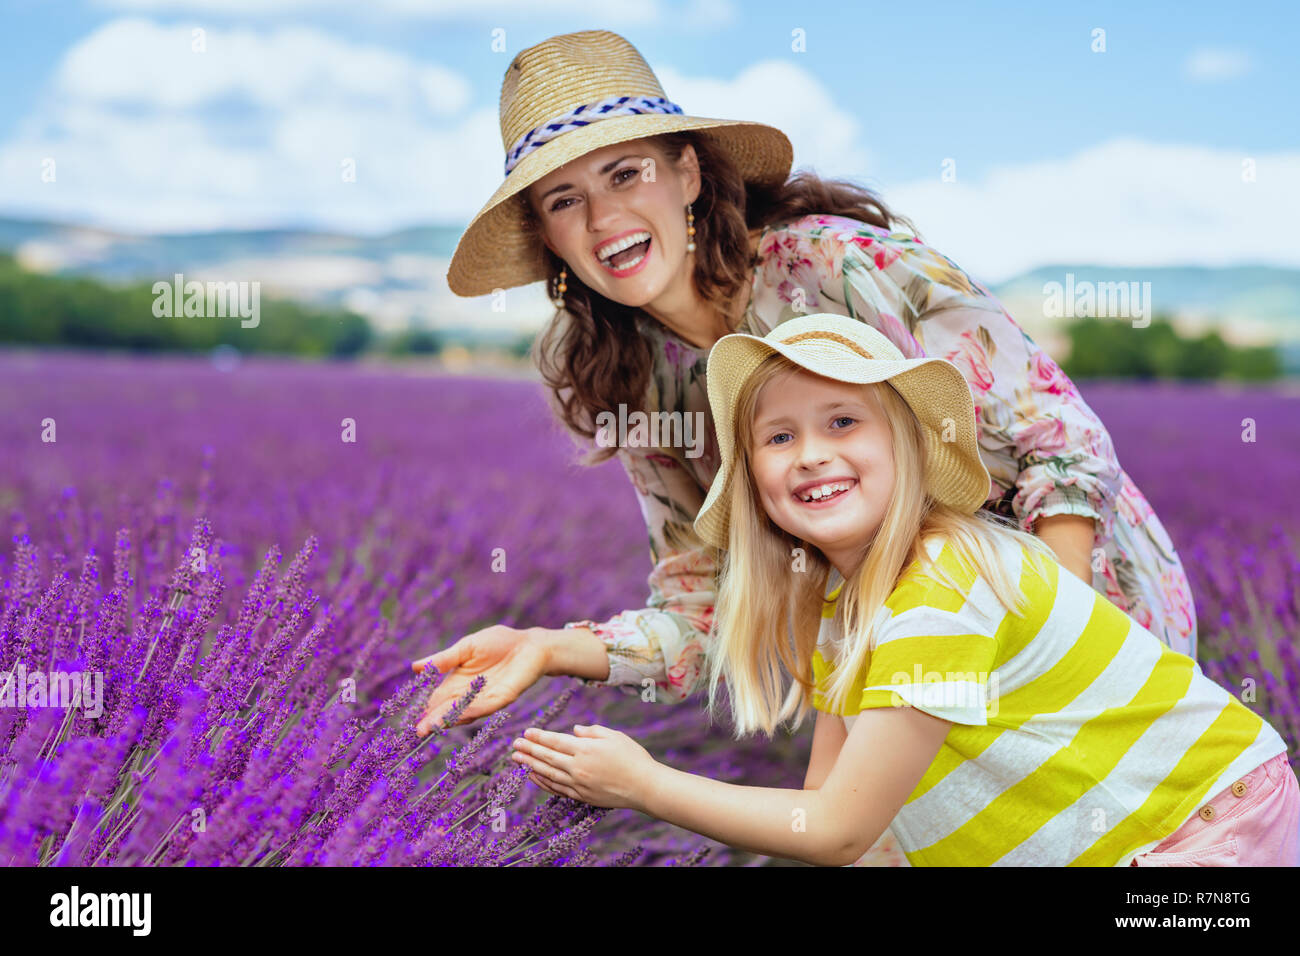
[[0, 348, 1297, 866]]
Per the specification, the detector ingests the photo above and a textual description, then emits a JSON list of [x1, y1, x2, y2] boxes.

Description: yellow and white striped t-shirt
[[810, 534, 1288, 867]]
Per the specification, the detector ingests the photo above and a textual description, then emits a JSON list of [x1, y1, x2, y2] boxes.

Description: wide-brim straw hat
[[693, 313, 992, 551], [446, 29, 793, 297]]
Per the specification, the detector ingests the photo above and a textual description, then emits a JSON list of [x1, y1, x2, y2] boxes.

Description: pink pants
[[1130, 753, 1300, 866]]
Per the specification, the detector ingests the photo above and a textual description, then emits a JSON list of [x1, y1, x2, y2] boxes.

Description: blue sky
[[1, 0, 1296, 280]]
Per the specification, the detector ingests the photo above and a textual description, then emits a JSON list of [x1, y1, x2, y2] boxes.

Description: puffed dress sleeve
[[812, 219, 1125, 541], [563, 443, 718, 704]]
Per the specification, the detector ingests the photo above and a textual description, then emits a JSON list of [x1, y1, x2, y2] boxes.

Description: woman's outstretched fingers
[[435, 691, 494, 730], [412, 636, 472, 675], [418, 696, 469, 735], [414, 710, 440, 737], [416, 692, 473, 736], [412, 642, 476, 734], [418, 693, 480, 735]]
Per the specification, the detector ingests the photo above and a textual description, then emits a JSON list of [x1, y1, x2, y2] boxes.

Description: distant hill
[[989, 265, 1300, 376], [0, 216, 465, 279], [1, 217, 1296, 368], [992, 264, 1300, 337]]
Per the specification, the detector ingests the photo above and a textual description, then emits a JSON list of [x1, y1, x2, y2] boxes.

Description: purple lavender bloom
[[2, 353, 1293, 866]]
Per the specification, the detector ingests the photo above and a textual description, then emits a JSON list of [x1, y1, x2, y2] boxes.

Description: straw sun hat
[[692, 312, 993, 551], [446, 29, 794, 297]]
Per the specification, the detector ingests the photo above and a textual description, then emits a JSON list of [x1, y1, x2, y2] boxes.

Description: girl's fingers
[[527, 770, 580, 802], [523, 727, 576, 754], [530, 773, 574, 801], [514, 750, 571, 787], [532, 772, 569, 799], [515, 736, 574, 772]]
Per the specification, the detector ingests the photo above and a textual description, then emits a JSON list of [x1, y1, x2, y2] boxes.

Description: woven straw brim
[[446, 114, 792, 297], [692, 335, 992, 551]]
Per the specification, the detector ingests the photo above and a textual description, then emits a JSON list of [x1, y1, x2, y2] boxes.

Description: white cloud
[[55, 19, 470, 114], [1183, 48, 1252, 81], [679, 0, 738, 29], [0, 32, 854, 234], [0, 19, 497, 232], [885, 139, 1300, 283], [4, 19, 1296, 297], [654, 59, 873, 183], [92, 0, 665, 25]]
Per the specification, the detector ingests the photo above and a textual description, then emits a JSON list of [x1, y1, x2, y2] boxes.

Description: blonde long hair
[[704, 354, 1057, 738]]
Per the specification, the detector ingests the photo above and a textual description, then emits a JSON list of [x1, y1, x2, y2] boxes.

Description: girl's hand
[[509, 724, 658, 812]]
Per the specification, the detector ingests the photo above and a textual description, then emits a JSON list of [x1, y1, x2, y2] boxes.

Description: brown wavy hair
[[522, 129, 920, 465]]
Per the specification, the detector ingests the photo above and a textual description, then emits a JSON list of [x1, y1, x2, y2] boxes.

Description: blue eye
[[832, 416, 856, 428], [768, 432, 791, 445]]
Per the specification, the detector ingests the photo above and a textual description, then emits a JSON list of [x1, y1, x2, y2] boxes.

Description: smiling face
[[748, 369, 896, 578], [525, 137, 699, 308]]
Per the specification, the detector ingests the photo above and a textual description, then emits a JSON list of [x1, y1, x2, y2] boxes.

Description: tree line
[[0, 252, 371, 357], [1061, 315, 1280, 381], [0, 253, 1283, 377]]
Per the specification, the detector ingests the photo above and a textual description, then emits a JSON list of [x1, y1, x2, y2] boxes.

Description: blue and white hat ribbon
[[504, 94, 684, 176]]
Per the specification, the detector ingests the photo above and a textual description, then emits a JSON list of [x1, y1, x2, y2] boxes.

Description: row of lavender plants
[[0, 351, 1296, 864], [1082, 381, 1300, 756], [0, 350, 807, 866]]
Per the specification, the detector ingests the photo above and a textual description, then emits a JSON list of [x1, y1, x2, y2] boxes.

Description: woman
[[418, 31, 1198, 856]]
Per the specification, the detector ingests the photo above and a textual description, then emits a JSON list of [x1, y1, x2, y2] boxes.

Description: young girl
[[509, 312, 1298, 867]]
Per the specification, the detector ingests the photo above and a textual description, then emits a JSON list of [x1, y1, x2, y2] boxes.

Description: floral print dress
[[562, 213, 1198, 865]]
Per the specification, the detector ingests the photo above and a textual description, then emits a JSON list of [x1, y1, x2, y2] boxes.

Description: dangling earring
[[685, 204, 696, 253], [552, 264, 567, 309]]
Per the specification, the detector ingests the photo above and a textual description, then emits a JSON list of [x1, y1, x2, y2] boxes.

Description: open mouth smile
[[595, 230, 652, 276], [792, 479, 857, 508]]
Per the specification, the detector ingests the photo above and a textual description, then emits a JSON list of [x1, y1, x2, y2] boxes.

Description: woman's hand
[[411, 625, 548, 737], [509, 724, 659, 812]]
